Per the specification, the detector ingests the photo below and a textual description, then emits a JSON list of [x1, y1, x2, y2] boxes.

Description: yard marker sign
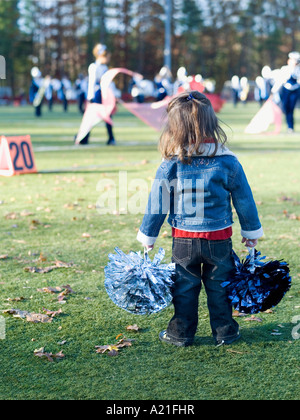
[[0, 135, 37, 176]]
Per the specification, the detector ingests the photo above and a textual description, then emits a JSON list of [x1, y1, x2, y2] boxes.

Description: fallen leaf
[[57, 284, 76, 301], [34, 347, 65, 362], [95, 345, 119, 357], [95, 336, 135, 356], [26, 313, 52, 323], [95, 344, 117, 354], [5, 212, 18, 220], [37, 286, 63, 294], [24, 266, 54, 274], [82, 233, 91, 238], [38, 253, 47, 262], [31, 219, 41, 226], [116, 337, 135, 348], [126, 324, 141, 332], [3, 308, 52, 323], [20, 210, 34, 217], [3, 308, 29, 319], [6, 297, 26, 302], [42, 308, 63, 318], [283, 210, 300, 220], [54, 260, 74, 268], [278, 195, 300, 205], [37, 285, 75, 302], [233, 310, 248, 317], [26, 261, 74, 274], [244, 316, 263, 322]]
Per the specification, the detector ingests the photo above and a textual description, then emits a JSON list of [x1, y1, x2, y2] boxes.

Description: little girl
[[137, 91, 263, 347]]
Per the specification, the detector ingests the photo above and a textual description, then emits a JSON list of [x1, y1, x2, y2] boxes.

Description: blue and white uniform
[[272, 52, 300, 131]]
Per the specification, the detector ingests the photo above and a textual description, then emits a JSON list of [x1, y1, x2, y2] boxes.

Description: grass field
[[0, 101, 299, 401]]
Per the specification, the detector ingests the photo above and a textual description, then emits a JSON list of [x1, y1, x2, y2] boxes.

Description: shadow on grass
[[192, 322, 297, 347]]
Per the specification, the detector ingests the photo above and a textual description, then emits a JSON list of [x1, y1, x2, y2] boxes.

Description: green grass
[[0, 101, 299, 400]]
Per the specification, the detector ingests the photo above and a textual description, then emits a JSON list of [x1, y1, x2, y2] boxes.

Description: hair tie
[[186, 93, 194, 101]]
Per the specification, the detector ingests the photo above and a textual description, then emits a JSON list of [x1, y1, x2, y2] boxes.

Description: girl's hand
[[143, 244, 154, 251], [242, 237, 258, 248]]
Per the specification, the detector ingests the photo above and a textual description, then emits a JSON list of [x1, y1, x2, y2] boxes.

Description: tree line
[[0, 0, 299, 96]]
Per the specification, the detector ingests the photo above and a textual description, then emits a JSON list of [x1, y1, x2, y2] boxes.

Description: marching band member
[[272, 51, 300, 133]]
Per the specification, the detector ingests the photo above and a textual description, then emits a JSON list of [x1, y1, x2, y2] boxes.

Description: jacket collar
[[196, 142, 237, 158]]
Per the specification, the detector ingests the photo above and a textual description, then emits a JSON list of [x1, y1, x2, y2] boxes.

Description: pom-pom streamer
[[221, 249, 292, 314], [104, 247, 175, 315]]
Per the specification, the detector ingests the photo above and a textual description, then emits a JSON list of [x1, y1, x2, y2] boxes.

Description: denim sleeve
[[230, 160, 263, 239], [137, 163, 170, 246]]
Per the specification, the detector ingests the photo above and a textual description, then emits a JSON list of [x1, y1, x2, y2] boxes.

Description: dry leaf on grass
[[54, 260, 73, 268], [26, 313, 53, 323], [42, 308, 63, 318], [37, 284, 75, 302], [5, 212, 18, 220], [3, 308, 29, 319], [24, 260, 74, 274], [3, 309, 52, 323], [6, 296, 26, 302], [126, 324, 141, 332], [95, 344, 120, 357], [37, 286, 63, 294], [24, 266, 54, 274], [278, 195, 300, 205], [38, 253, 47, 262], [34, 347, 65, 362], [95, 337, 135, 357], [116, 338, 135, 348], [3, 307, 62, 323], [21, 210, 34, 217], [283, 210, 300, 220], [82, 232, 91, 238], [233, 310, 248, 317], [244, 316, 263, 322]]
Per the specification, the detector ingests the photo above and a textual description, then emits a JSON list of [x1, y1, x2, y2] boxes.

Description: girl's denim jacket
[[137, 144, 263, 246]]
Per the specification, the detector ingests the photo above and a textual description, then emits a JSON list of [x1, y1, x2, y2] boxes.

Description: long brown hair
[[159, 91, 227, 162]]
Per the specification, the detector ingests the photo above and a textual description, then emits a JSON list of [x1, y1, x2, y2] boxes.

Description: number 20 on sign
[[0, 135, 37, 176]]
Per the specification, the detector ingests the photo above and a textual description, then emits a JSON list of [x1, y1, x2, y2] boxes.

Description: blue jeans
[[166, 237, 239, 344], [280, 87, 300, 130]]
